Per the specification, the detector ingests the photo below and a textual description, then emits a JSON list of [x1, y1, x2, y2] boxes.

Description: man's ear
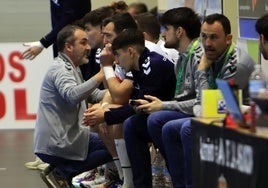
[[176, 26, 184, 38], [128, 46, 135, 57], [65, 42, 73, 52], [143, 32, 150, 41], [226, 34, 233, 45], [260, 34, 266, 44]]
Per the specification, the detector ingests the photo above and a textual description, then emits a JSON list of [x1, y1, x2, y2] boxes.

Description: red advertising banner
[[0, 43, 52, 129]]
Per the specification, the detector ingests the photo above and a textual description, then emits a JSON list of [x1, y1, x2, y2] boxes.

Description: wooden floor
[[0, 129, 46, 188]]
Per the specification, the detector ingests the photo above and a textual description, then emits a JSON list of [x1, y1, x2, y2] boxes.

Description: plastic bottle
[[249, 64, 267, 99], [152, 149, 165, 188], [163, 167, 173, 188], [249, 64, 267, 126], [249, 101, 256, 132]]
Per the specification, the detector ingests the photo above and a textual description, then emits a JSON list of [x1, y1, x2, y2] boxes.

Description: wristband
[[103, 66, 116, 80]]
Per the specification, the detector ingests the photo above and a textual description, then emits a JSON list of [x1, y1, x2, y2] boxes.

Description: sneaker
[[107, 179, 123, 188], [106, 168, 120, 183], [96, 179, 116, 188], [92, 169, 121, 188], [72, 169, 96, 187], [41, 166, 71, 188], [72, 168, 99, 187], [24, 156, 48, 170], [37, 162, 50, 171], [79, 173, 106, 188], [80, 167, 120, 188]]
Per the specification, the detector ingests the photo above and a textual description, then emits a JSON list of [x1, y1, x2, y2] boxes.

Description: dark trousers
[[162, 118, 192, 188], [36, 132, 112, 180], [147, 111, 191, 188], [124, 110, 190, 188]]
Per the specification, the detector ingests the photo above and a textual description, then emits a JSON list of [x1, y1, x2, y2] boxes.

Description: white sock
[[115, 139, 134, 188], [113, 157, 123, 180]]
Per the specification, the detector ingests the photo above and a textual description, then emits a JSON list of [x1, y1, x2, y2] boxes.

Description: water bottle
[[163, 167, 173, 188], [249, 64, 267, 99], [152, 149, 165, 188], [249, 64, 267, 121]]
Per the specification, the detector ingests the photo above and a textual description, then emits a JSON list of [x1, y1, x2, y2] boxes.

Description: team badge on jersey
[[142, 57, 151, 75]]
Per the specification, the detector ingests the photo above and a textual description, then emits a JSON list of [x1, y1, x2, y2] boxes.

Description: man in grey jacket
[[34, 25, 112, 188]]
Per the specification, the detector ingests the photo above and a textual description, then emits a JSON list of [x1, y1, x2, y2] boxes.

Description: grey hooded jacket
[[34, 53, 105, 160]]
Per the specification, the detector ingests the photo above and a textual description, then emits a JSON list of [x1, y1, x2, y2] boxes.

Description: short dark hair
[[203, 13, 231, 35], [57, 25, 83, 52], [128, 2, 148, 15], [160, 7, 201, 39], [112, 29, 145, 53], [110, 1, 128, 13], [102, 12, 137, 34], [83, 6, 115, 26], [135, 12, 160, 40], [255, 13, 268, 40]]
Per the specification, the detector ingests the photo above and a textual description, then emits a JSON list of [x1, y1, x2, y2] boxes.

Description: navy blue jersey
[[131, 48, 175, 100], [80, 48, 104, 90], [105, 48, 176, 125], [40, 0, 91, 57]]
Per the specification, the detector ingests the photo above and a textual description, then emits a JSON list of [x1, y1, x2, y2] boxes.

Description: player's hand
[[198, 54, 213, 71], [82, 104, 106, 126], [100, 43, 115, 66], [135, 95, 162, 114], [22, 41, 44, 60]]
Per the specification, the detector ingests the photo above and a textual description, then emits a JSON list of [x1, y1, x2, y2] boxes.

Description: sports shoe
[[96, 179, 116, 188], [72, 168, 98, 187], [79, 173, 106, 188], [40, 165, 71, 188], [37, 162, 50, 171], [80, 167, 121, 188], [24, 156, 48, 170], [92, 168, 121, 188], [107, 179, 123, 188]]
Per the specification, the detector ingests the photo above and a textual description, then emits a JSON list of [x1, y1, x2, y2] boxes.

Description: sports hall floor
[[0, 129, 46, 187]]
